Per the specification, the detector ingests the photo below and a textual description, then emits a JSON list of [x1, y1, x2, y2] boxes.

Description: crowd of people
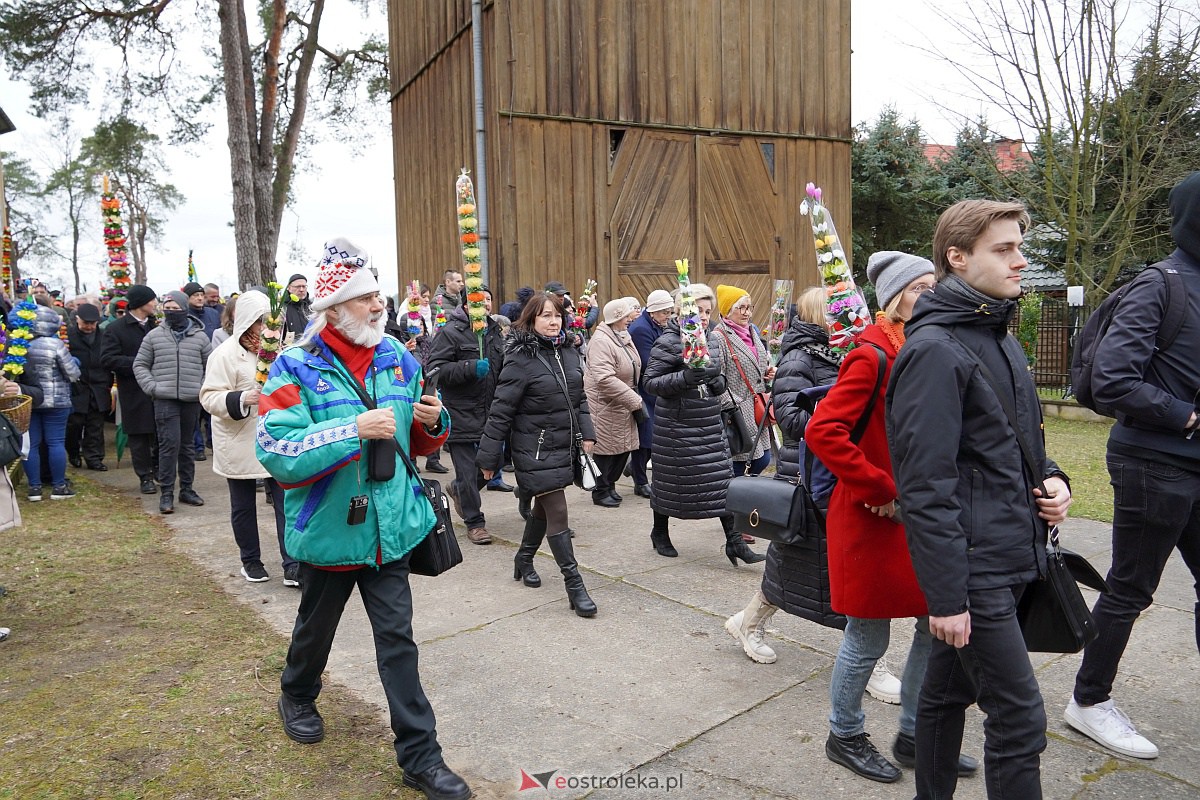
[[2, 172, 1198, 800]]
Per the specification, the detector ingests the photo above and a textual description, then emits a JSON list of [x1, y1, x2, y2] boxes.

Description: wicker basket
[[0, 394, 33, 434]]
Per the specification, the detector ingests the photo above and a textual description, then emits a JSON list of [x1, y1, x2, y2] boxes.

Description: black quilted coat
[[425, 306, 506, 444], [477, 329, 593, 497], [642, 321, 731, 519], [760, 316, 845, 628]]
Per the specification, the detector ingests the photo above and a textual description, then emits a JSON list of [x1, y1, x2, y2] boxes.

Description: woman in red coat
[[807, 252, 977, 785]]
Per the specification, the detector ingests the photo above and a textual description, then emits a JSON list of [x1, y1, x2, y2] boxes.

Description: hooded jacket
[[1093, 172, 1200, 468], [886, 276, 1066, 617], [199, 291, 271, 479], [24, 305, 80, 409], [642, 321, 731, 519], [134, 313, 212, 402], [769, 317, 842, 479], [477, 328, 592, 497]]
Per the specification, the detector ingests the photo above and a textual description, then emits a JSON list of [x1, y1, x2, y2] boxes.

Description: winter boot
[[513, 516, 547, 588], [649, 523, 678, 558], [546, 530, 597, 617], [722, 514, 765, 565], [724, 590, 778, 663]]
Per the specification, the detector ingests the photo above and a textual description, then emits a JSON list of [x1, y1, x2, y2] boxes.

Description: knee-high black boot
[[546, 530, 597, 617], [513, 516, 546, 588], [722, 514, 765, 566]]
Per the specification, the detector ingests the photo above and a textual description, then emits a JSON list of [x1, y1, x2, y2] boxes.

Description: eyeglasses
[[731, 304, 755, 313], [906, 283, 935, 296]]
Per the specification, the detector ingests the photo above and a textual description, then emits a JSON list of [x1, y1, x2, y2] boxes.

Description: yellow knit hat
[[715, 284, 750, 318]]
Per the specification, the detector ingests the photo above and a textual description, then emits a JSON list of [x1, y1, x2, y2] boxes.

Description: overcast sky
[[0, 0, 975, 300]]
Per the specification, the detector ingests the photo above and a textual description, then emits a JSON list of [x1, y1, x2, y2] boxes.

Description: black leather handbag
[[726, 475, 821, 547], [1018, 526, 1108, 653], [722, 390, 758, 456]]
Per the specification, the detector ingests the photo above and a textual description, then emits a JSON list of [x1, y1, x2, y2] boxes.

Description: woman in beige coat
[[199, 290, 297, 586], [583, 297, 644, 508]]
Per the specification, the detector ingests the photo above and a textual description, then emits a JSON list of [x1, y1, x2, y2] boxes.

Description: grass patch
[[1044, 416, 1113, 524], [0, 476, 423, 800]]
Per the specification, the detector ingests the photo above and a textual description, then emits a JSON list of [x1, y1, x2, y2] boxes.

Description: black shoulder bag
[[306, 342, 462, 577], [940, 334, 1108, 653], [533, 349, 600, 490]]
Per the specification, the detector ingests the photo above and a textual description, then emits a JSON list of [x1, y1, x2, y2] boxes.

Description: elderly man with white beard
[[256, 238, 472, 800]]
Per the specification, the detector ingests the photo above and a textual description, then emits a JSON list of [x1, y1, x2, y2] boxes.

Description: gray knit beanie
[[866, 251, 935, 310]]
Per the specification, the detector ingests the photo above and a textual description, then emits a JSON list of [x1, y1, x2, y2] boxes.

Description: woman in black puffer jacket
[[477, 291, 598, 617], [642, 283, 764, 566], [725, 287, 846, 664]]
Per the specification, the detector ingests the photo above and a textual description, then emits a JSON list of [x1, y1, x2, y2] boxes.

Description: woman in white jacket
[[199, 290, 297, 585]]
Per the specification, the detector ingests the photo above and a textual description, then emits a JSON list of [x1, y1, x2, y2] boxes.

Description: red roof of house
[[922, 138, 1032, 173]]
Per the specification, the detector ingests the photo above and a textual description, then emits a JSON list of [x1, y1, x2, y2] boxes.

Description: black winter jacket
[[1094, 248, 1200, 468], [760, 316, 845, 627], [425, 306, 506, 443], [67, 325, 113, 415], [477, 330, 593, 496], [100, 313, 159, 436], [886, 276, 1065, 617], [642, 321, 731, 519], [769, 318, 842, 480]]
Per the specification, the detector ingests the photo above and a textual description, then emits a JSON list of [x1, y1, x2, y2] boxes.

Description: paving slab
[[86, 455, 1200, 799]]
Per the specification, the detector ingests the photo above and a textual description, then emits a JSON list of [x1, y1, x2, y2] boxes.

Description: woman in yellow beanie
[[712, 285, 776, 480]]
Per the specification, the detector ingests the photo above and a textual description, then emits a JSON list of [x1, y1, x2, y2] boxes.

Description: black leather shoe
[[86, 462, 108, 471], [425, 462, 450, 474], [825, 732, 901, 783], [892, 731, 978, 776], [140, 479, 157, 495], [592, 491, 620, 508], [401, 762, 472, 800], [486, 477, 514, 492], [194, 450, 207, 462], [68, 455, 82, 468], [633, 483, 653, 499], [159, 493, 174, 515], [607, 488, 623, 502], [278, 694, 324, 743], [178, 488, 205, 506]]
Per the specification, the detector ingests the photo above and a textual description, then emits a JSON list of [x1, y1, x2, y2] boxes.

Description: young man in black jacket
[[887, 199, 1072, 800], [66, 303, 113, 470], [1064, 171, 1200, 760]]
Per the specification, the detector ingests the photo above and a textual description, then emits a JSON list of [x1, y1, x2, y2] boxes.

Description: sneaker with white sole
[[866, 660, 902, 705], [1064, 697, 1158, 759], [240, 562, 270, 583]]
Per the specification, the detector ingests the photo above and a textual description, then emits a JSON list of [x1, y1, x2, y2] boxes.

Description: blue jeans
[[829, 616, 931, 738], [731, 450, 771, 477], [1074, 452, 1200, 705], [24, 406, 71, 489]]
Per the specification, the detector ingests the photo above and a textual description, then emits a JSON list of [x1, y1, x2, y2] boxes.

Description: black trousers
[[281, 558, 443, 773], [629, 446, 651, 487], [592, 452, 630, 495], [915, 584, 1046, 800], [127, 431, 158, 482], [447, 441, 485, 528], [1074, 452, 1200, 705], [228, 477, 294, 570], [67, 408, 106, 465], [154, 399, 200, 492]]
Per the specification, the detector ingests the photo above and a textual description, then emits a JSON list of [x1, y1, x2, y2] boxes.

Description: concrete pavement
[[90, 455, 1200, 799]]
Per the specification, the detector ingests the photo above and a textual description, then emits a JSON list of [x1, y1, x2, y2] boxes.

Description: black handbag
[[722, 391, 758, 456], [943, 335, 1106, 653], [308, 342, 463, 577], [726, 475, 821, 547]]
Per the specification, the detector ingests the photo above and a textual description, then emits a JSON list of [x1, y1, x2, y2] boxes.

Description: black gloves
[[633, 403, 649, 424], [706, 374, 728, 396]]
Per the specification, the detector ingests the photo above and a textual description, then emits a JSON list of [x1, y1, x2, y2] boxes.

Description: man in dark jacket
[[425, 289, 505, 545], [887, 199, 1072, 800], [66, 303, 113, 471], [626, 288, 673, 498], [100, 285, 160, 495], [1064, 172, 1200, 761], [283, 273, 311, 342], [433, 270, 464, 311]]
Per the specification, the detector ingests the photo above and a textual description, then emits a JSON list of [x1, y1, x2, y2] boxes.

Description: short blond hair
[[796, 286, 825, 326], [674, 282, 716, 314], [932, 199, 1031, 279]]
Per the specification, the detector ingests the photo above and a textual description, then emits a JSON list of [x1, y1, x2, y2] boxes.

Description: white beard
[[335, 309, 387, 348]]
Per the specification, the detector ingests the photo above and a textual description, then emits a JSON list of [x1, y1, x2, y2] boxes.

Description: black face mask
[[164, 309, 190, 331]]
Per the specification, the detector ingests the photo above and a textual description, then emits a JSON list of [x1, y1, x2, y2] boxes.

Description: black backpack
[[1069, 265, 1186, 417]]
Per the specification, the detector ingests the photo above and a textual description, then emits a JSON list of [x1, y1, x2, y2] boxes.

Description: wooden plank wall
[[493, 0, 850, 138], [389, 0, 473, 92]]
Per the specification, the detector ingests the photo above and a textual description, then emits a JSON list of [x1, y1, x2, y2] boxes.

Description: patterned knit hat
[[310, 237, 379, 312]]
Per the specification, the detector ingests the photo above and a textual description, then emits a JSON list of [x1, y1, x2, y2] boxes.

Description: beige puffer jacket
[[583, 323, 642, 455], [200, 291, 271, 480]]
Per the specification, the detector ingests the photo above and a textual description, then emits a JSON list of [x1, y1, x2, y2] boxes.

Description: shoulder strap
[[719, 328, 758, 396], [850, 344, 888, 444], [1154, 265, 1187, 351], [533, 349, 583, 443]]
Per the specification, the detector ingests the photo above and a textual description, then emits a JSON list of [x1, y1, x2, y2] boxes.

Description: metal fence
[[1007, 293, 1097, 392]]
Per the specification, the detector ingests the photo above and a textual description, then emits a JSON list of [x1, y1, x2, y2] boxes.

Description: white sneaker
[[866, 661, 902, 704], [1064, 698, 1158, 759]]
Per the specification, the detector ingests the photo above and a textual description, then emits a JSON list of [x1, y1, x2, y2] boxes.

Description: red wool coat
[[804, 323, 927, 619]]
